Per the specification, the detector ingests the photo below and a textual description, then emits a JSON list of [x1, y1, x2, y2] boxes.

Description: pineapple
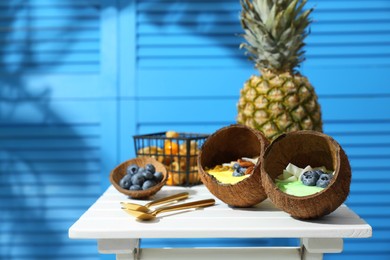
[[237, 0, 322, 140]]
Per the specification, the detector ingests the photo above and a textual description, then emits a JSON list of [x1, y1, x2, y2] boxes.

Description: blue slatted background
[[1, 0, 389, 259], [0, 0, 100, 73], [134, 0, 390, 259], [0, 0, 117, 259]]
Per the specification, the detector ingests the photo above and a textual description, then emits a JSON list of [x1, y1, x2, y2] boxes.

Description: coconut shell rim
[[198, 124, 266, 187]]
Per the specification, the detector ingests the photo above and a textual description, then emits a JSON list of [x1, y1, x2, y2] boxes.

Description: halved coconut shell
[[261, 130, 351, 219], [198, 124, 269, 207], [110, 157, 168, 199]]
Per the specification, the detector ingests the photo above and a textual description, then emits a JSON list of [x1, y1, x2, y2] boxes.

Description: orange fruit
[[166, 171, 185, 186], [166, 131, 179, 138], [164, 140, 179, 155]]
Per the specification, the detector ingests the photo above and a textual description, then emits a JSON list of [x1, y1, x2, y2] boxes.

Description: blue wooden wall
[[1, 0, 389, 259]]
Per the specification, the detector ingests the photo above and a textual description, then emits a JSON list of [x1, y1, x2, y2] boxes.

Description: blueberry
[[145, 164, 156, 174], [238, 167, 247, 175], [142, 180, 157, 190], [126, 164, 139, 175], [316, 174, 333, 188], [232, 170, 244, 177], [119, 174, 132, 189], [131, 173, 145, 186], [143, 170, 154, 180], [301, 170, 320, 186], [313, 169, 326, 177], [232, 163, 241, 170], [129, 185, 142, 191], [154, 172, 163, 182]]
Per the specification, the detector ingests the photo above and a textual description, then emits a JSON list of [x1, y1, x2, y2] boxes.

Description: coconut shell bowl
[[261, 130, 351, 219], [198, 124, 269, 207], [110, 157, 168, 199]]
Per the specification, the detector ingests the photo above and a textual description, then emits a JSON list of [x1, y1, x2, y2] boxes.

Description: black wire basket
[[133, 132, 209, 186]]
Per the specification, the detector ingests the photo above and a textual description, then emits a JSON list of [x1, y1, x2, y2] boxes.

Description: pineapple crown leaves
[[240, 0, 313, 73]]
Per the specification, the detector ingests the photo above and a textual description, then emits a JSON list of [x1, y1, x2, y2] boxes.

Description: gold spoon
[[120, 192, 189, 212], [122, 199, 215, 220]]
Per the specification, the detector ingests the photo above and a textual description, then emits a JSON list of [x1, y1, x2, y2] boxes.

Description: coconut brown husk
[[198, 124, 269, 207], [261, 130, 351, 219], [110, 157, 168, 199]]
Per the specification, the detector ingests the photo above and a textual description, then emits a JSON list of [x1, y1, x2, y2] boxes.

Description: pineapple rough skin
[[237, 70, 322, 141]]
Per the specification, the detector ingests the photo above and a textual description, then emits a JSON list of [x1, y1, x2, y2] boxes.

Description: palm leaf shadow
[[0, 1, 100, 258], [140, 0, 248, 65]]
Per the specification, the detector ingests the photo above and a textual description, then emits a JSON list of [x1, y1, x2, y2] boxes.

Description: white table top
[[69, 185, 372, 240]]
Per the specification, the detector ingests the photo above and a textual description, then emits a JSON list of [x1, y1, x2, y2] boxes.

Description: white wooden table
[[69, 185, 372, 260]]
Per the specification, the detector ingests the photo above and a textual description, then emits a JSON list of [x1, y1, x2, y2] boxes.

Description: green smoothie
[[275, 180, 323, 196], [275, 163, 333, 197]]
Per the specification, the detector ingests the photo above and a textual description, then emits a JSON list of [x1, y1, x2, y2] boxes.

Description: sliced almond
[[245, 165, 254, 175], [238, 160, 254, 168]]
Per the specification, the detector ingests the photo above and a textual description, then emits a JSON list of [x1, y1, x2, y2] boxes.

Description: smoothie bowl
[[198, 124, 269, 207], [261, 130, 351, 219]]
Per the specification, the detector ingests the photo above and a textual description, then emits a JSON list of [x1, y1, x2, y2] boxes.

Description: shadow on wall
[[0, 95, 66, 259], [0, 1, 99, 258], [139, 0, 249, 64]]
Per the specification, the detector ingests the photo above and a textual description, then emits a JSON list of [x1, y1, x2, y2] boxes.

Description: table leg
[[136, 247, 301, 260], [116, 254, 133, 260], [301, 248, 323, 260], [96, 238, 342, 260], [98, 239, 140, 260], [301, 238, 343, 260]]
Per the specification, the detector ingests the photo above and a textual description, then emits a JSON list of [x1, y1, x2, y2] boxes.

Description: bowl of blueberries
[[110, 157, 168, 199]]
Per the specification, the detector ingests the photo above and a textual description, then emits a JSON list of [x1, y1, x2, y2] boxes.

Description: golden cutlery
[[122, 199, 215, 220], [120, 192, 189, 212]]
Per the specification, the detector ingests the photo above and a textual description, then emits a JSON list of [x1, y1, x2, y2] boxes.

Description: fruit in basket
[[166, 130, 180, 138], [166, 171, 186, 186], [237, 0, 322, 140], [137, 146, 165, 163], [179, 140, 198, 155], [178, 142, 199, 168], [164, 140, 179, 155], [135, 131, 207, 186], [187, 170, 201, 184], [164, 131, 180, 155]]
